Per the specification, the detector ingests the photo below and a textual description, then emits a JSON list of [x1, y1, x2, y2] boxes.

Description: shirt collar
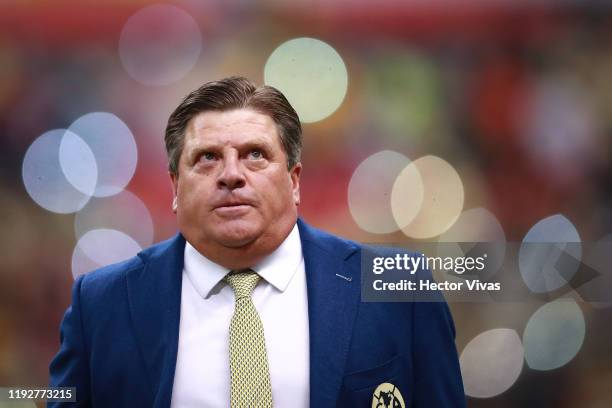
[[184, 223, 303, 299]]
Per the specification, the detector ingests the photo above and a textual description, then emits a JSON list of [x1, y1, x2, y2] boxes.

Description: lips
[[214, 202, 251, 209], [212, 202, 253, 217], [212, 198, 254, 210]]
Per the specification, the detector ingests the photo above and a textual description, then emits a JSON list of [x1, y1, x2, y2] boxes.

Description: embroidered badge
[[372, 382, 405, 408]]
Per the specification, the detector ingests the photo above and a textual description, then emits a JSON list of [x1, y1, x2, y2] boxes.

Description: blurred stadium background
[[1, 0, 611, 406]]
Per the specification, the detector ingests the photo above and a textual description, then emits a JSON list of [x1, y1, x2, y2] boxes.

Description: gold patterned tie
[[224, 270, 273, 408]]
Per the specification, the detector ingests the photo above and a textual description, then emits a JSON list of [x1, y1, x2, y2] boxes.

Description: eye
[[247, 149, 264, 160], [200, 152, 217, 162]]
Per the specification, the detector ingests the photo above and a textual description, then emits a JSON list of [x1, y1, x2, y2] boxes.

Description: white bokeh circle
[[519, 214, 582, 294], [523, 298, 585, 371], [71, 229, 142, 279], [74, 190, 154, 248], [348, 151, 411, 234], [391, 162, 425, 231], [460, 328, 524, 398], [22, 129, 94, 214], [264, 37, 348, 123], [119, 4, 202, 86], [399, 155, 464, 239], [66, 112, 138, 197], [58, 129, 99, 197]]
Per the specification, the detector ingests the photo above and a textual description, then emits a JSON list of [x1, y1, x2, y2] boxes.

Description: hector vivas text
[[371, 252, 501, 292]]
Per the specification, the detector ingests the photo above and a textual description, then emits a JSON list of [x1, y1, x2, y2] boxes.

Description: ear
[[169, 171, 179, 213], [289, 162, 302, 206]]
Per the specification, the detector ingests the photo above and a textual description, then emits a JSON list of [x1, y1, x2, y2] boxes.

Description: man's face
[[170, 108, 301, 255]]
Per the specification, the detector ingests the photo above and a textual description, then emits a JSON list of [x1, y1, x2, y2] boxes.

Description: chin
[[213, 220, 262, 248]]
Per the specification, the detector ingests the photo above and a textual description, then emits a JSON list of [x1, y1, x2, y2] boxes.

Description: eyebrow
[[186, 138, 274, 162]]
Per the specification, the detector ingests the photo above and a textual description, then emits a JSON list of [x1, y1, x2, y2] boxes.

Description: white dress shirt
[[170, 224, 310, 408]]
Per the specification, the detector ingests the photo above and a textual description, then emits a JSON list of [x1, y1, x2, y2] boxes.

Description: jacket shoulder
[[297, 218, 361, 259], [78, 234, 180, 298]]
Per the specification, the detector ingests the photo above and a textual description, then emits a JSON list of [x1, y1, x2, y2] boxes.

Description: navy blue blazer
[[49, 219, 465, 407]]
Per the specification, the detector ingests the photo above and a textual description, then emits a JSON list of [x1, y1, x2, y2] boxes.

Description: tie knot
[[224, 270, 261, 300]]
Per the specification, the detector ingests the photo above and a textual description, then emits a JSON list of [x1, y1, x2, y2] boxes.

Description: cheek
[[178, 178, 212, 207], [262, 175, 294, 209]]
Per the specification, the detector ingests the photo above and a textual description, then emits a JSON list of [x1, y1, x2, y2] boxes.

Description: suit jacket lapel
[[298, 219, 361, 408], [126, 234, 185, 408]]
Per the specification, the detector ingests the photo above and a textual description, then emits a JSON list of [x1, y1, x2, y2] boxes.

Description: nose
[[217, 154, 246, 190]]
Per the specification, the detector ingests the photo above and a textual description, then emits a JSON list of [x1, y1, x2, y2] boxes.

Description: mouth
[[214, 202, 252, 209], [213, 203, 253, 216]]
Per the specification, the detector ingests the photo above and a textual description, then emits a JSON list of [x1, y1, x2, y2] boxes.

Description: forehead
[[185, 108, 279, 146]]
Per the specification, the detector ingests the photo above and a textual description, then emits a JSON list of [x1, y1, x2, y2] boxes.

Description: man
[[49, 77, 465, 407]]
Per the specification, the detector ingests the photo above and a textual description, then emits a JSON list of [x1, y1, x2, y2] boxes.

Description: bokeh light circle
[[439, 207, 506, 243], [22, 129, 94, 214], [74, 190, 154, 248], [119, 4, 202, 86], [523, 298, 585, 371], [391, 162, 424, 230], [348, 151, 411, 234], [519, 214, 582, 293], [67, 112, 138, 197], [460, 328, 524, 398], [399, 155, 464, 239], [59, 129, 98, 196], [71, 229, 142, 279], [264, 37, 348, 123]]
